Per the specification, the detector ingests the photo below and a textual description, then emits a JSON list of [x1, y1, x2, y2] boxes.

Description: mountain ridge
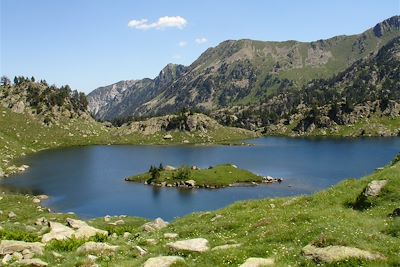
[[88, 15, 400, 122]]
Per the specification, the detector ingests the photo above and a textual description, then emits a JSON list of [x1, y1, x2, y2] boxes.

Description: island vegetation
[[125, 164, 281, 188]]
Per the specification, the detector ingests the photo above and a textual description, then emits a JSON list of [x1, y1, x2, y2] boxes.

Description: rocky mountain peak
[[155, 63, 187, 86], [373, 15, 400, 37]]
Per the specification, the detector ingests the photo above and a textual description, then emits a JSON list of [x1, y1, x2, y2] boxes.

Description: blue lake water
[[1, 137, 399, 220]]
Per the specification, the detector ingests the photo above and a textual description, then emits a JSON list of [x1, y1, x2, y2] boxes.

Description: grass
[[126, 164, 263, 188]]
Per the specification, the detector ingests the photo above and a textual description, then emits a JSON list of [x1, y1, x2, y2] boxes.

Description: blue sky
[[1, 0, 399, 93]]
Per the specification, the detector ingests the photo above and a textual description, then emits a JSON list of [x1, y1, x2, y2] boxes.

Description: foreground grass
[[0, 158, 398, 266], [127, 164, 263, 188]]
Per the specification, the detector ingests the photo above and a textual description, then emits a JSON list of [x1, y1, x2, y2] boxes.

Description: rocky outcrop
[[122, 113, 220, 135], [302, 244, 385, 263], [0, 240, 44, 256], [41, 222, 75, 243], [42, 219, 108, 243], [0, 79, 92, 125], [167, 238, 210, 253]]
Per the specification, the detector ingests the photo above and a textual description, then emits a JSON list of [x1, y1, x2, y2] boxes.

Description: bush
[[174, 166, 191, 180], [0, 230, 40, 242]]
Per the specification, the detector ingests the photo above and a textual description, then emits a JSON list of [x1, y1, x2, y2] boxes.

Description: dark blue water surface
[[1, 137, 399, 220]]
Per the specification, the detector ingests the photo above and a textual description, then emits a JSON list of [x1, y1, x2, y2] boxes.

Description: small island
[[125, 164, 282, 189]]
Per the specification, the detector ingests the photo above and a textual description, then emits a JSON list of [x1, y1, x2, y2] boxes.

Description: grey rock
[[239, 257, 275, 267], [0, 240, 44, 256], [167, 238, 210, 253], [41, 222, 75, 243], [143, 256, 185, 267], [302, 244, 385, 263], [143, 218, 168, 232], [19, 258, 48, 266], [364, 180, 388, 197]]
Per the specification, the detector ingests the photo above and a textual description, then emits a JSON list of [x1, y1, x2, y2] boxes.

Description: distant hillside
[[214, 36, 400, 137], [88, 16, 400, 121]]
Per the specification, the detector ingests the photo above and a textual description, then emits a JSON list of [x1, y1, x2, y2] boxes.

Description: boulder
[[239, 257, 275, 267], [8, 211, 17, 219], [302, 244, 385, 263], [19, 258, 48, 266], [41, 222, 75, 243], [67, 218, 108, 239], [11, 101, 25, 114], [143, 218, 168, 232], [354, 180, 389, 210], [167, 238, 210, 253], [35, 217, 48, 226], [364, 180, 388, 197], [143, 256, 185, 267], [211, 243, 241, 251], [66, 218, 88, 229], [185, 179, 196, 187], [134, 245, 147, 256], [76, 242, 119, 255], [163, 134, 173, 140], [0, 240, 44, 256]]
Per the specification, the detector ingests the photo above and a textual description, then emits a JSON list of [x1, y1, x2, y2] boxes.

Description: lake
[[1, 137, 399, 220]]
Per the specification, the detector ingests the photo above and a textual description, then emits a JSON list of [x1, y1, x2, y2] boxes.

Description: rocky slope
[[88, 16, 400, 121], [0, 77, 92, 126], [213, 36, 400, 136]]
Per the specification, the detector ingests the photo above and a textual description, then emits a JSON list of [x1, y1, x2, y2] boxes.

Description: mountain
[[88, 16, 400, 122], [213, 36, 400, 136], [88, 64, 187, 121]]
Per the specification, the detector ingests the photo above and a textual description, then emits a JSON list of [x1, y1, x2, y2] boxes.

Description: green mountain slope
[[213, 36, 400, 137], [88, 16, 400, 121]]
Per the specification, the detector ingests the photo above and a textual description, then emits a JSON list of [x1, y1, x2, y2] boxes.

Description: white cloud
[[195, 37, 208, 44], [172, 54, 182, 60], [178, 41, 187, 47], [128, 16, 187, 30]]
